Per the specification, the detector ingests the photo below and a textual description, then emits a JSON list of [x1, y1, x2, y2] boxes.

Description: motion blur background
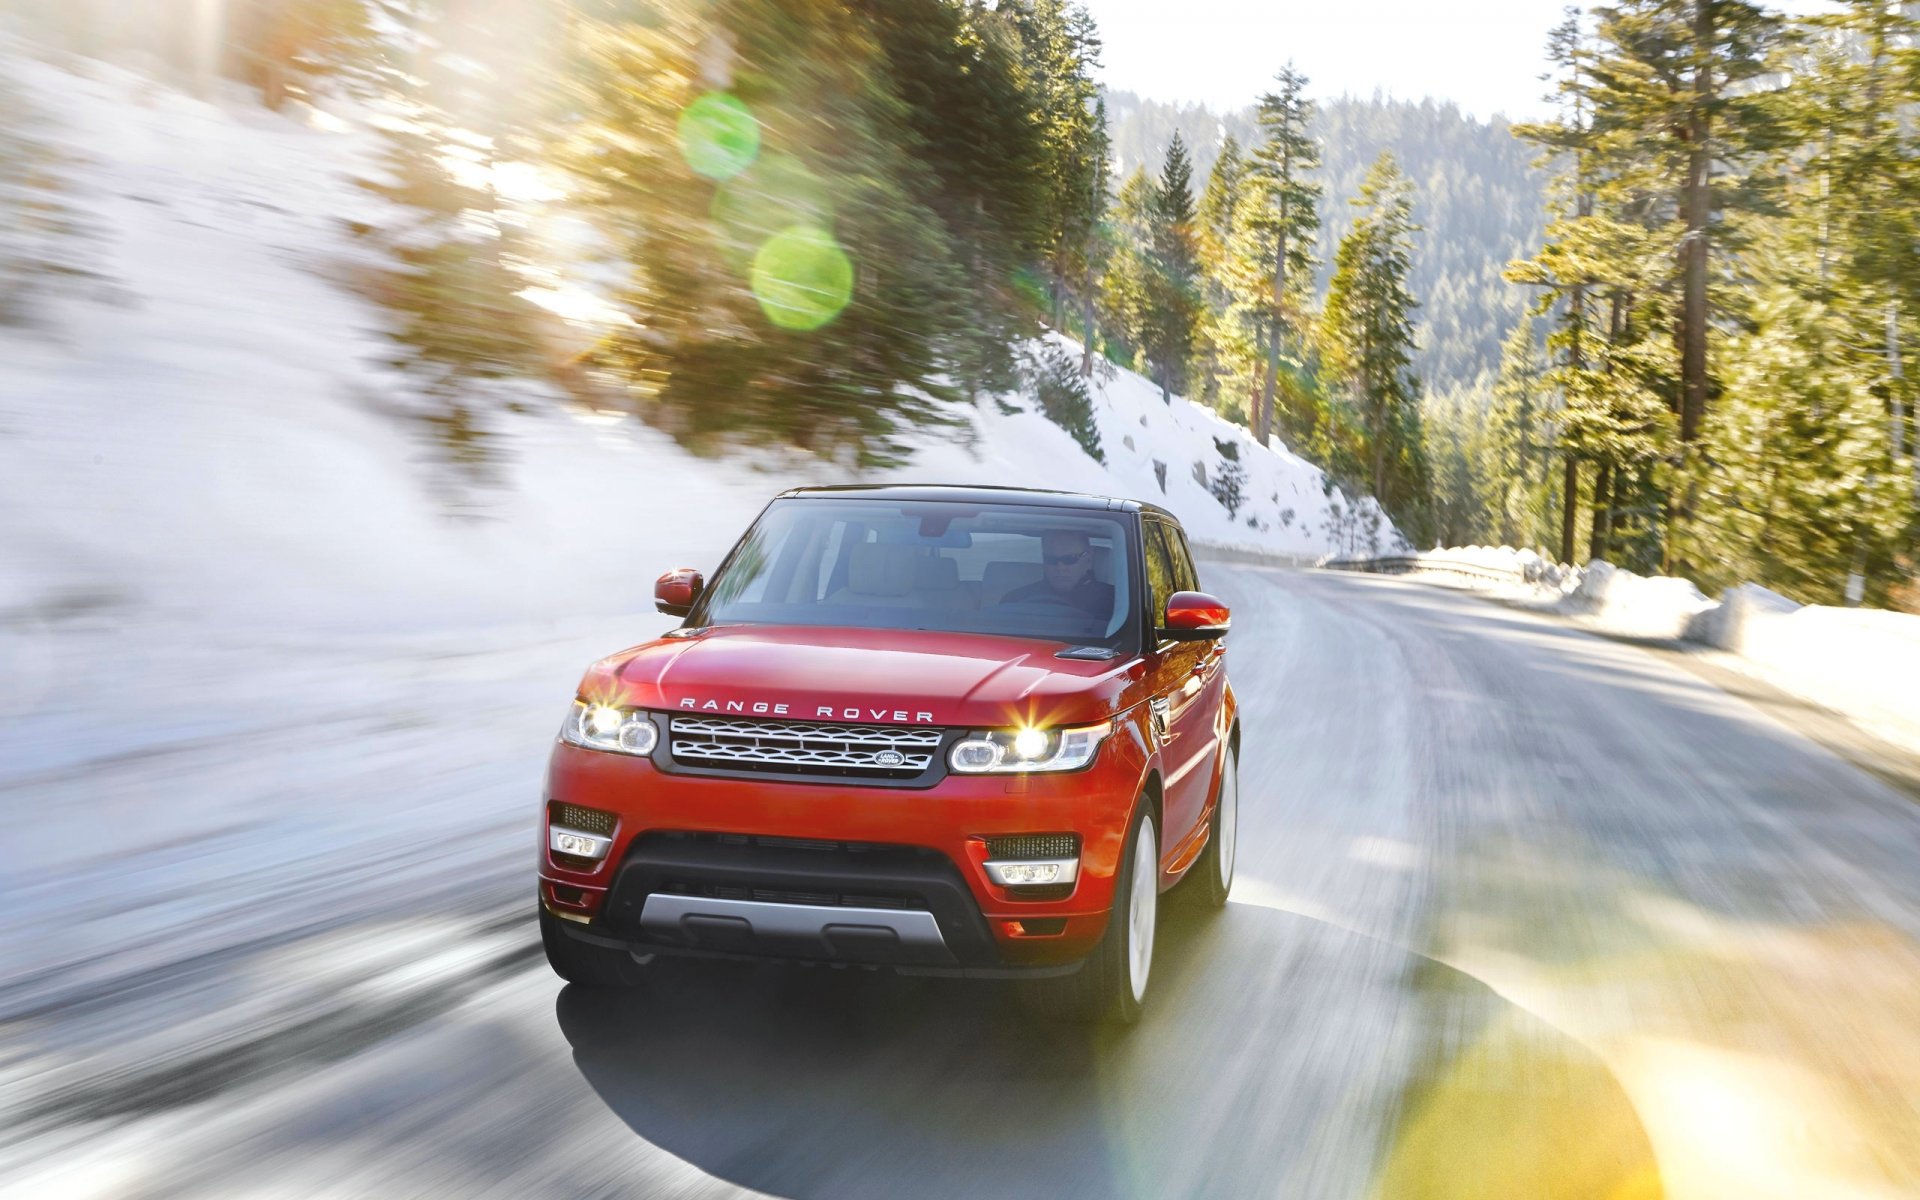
[[2, 1, 1918, 1197]]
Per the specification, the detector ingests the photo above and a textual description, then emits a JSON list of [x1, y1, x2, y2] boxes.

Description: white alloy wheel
[[1127, 815, 1159, 1003], [1215, 751, 1238, 893]]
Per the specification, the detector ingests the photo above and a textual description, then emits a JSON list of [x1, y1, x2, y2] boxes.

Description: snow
[[1557, 560, 1718, 641], [1697, 591, 1920, 752], [0, 44, 1398, 1131], [1339, 544, 1920, 755]]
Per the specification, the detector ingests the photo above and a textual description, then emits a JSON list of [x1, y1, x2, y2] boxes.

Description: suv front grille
[[668, 716, 944, 779]]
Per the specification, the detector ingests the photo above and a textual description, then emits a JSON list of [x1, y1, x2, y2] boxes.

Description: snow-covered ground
[[0, 46, 1399, 1139], [1334, 545, 1920, 754]]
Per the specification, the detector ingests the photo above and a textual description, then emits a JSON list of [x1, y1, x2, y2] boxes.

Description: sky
[[1078, 0, 1839, 121]]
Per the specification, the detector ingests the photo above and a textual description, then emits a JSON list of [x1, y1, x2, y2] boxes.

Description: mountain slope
[[1104, 88, 1546, 392]]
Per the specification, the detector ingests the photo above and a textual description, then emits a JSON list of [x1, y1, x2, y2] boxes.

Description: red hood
[[579, 625, 1142, 729]]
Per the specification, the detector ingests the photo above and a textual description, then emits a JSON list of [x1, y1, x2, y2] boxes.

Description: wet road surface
[[6, 566, 1918, 1199]]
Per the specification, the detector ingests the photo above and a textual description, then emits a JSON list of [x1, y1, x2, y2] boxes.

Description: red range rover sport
[[538, 485, 1237, 1022]]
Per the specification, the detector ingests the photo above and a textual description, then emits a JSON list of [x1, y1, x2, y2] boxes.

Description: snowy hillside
[[0, 49, 1397, 640]]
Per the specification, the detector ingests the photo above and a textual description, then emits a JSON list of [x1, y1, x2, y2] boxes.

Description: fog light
[[984, 858, 1079, 887], [550, 826, 613, 860]]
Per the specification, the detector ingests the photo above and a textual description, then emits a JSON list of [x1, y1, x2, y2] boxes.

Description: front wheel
[[1188, 743, 1237, 909], [540, 906, 648, 989], [1025, 802, 1159, 1025]]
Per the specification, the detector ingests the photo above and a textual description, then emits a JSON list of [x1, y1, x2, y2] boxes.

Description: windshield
[[692, 499, 1137, 650]]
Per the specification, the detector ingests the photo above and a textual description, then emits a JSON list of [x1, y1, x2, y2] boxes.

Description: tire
[[540, 906, 648, 989], [1025, 802, 1159, 1025], [1186, 743, 1237, 909]]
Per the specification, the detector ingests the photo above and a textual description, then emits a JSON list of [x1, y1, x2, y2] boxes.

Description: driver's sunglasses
[[1044, 550, 1089, 566]]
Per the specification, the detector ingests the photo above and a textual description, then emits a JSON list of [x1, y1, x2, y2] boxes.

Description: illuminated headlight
[[948, 722, 1111, 774], [560, 700, 659, 756]]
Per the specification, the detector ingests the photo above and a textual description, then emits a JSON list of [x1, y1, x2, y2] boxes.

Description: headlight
[[948, 722, 1111, 774], [560, 700, 659, 756]]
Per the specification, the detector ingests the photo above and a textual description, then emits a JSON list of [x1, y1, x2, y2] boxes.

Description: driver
[[1002, 530, 1114, 616]]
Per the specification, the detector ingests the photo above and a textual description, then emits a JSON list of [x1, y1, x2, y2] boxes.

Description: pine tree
[[1483, 319, 1557, 549], [1192, 134, 1247, 407], [1700, 290, 1907, 602], [1244, 64, 1321, 447], [863, 0, 1054, 397], [1575, 0, 1783, 572], [1079, 97, 1114, 376], [1098, 167, 1162, 375], [1151, 131, 1200, 401], [1007, 0, 1105, 330], [557, 0, 970, 466], [1681, 1, 1920, 602], [1322, 152, 1428, 531], [1025, 340, 1104, 462], [1422, 381, 1494, 547], [1509, 8, 1674, 568]]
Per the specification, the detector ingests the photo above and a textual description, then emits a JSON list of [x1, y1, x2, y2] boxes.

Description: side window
[[1143, 521, 1177, 636], [1167, 525, 1200, 593]]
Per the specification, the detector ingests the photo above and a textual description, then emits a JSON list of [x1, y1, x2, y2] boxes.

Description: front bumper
[[538, 722, 1152, 970]]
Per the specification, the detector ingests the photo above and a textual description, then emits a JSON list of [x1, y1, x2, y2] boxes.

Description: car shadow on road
[[556, 897, 1662, 1200]]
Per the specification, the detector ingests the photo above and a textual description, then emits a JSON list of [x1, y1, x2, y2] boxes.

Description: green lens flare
[[709, 152, 833, 265], [677, 93, 760, 180], [751, 225, 853, 331]]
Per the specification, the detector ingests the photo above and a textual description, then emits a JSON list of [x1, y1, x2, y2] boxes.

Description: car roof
[[775, 483, 1179, 523]]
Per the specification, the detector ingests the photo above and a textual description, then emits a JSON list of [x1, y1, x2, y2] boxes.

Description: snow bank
[[1558, 560, 1718, 641], [1345, 545, 1920, 753], [1701, 595, 1920, 751]]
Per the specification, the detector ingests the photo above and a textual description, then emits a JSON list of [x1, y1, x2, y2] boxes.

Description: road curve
[[9, 567, 1919, 1200]]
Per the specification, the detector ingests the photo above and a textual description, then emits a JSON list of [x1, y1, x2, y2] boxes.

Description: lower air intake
[[551, 802, 616, 836], [986, 833, 1080, 860]]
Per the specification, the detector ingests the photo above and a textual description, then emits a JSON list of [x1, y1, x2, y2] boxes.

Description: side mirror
[[655, 568, 704, 617], [1162, 590, 1230, 641]]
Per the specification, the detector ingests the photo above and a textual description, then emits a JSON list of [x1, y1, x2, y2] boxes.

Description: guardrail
[[1189, 543, 1324, 569], [1320, 554, 1532, 586]]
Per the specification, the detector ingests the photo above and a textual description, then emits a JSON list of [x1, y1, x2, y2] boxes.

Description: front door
[[1142, 520, 1218, 862]]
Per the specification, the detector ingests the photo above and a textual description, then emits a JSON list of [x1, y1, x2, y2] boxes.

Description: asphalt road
[[9, 566, 1920, 1200]]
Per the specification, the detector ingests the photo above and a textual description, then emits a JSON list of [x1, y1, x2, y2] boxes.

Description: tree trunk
[[1368, 365, 1387, 503], [262, 59, 287, 111], [1889, 302, 1909, 498], [1561, 454, 1579, 564], [1251, 348, 1271, 445], [1260, 320, 1281, 441], [1261, 145, 1291, 450], [1680, 0, 1712, 446], [1589, 460, 1613, 562], [1080, 280, 1097, 377]]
